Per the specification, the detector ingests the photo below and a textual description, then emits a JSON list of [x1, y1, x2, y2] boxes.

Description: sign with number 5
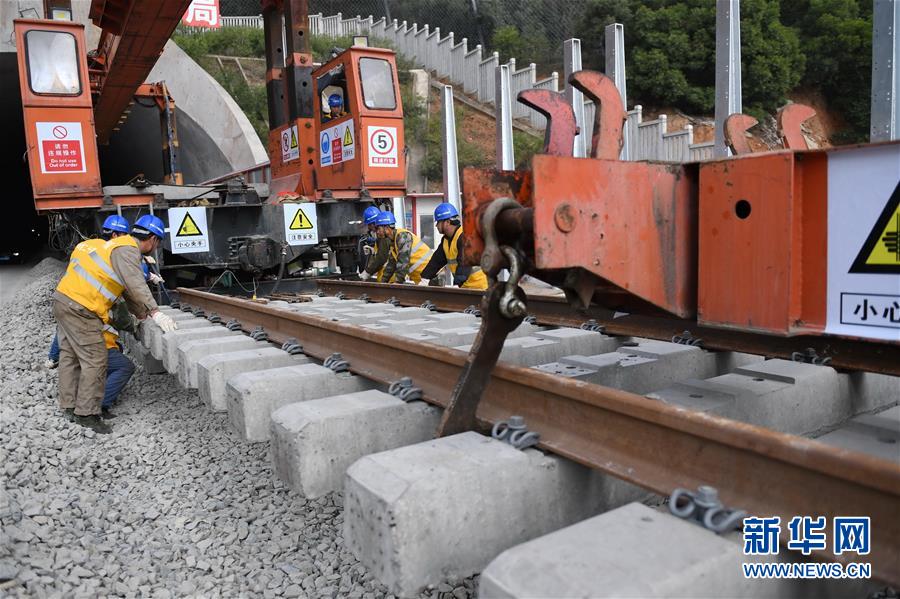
[[367, 126, 398, 167]]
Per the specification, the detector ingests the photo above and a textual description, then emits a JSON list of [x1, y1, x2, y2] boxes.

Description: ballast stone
[[269, 390, 441, 498]]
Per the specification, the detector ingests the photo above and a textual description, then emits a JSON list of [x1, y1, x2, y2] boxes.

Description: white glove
[[44, 359, 58, 370], [148, 272, 164, 285], [417, 278, 430, 286], [151, 310, 178, 333], [359, 270, 371, 281], [362, 245, 375, 256]]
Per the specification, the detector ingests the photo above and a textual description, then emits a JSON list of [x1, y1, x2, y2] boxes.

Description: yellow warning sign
[[343, 126, 353, 147], [177, 212, 203, 237], [289, 207, 314, 230], [850, 182, 900, 274], [290, 127, 298, 149]]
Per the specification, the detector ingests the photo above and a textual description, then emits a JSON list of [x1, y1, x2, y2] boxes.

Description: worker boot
[[60, 408, 74, 422], [73, 414, 112, 435], [100, 407, 117, 420]]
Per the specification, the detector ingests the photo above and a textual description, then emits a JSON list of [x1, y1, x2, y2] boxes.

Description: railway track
[[161, 286, 899, 592]]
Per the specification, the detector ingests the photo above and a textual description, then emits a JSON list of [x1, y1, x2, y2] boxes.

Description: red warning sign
[[331, 138, 343, 164], [36, 122, 85, 173]]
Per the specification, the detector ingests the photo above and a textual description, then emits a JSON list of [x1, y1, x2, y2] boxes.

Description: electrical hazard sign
[[168, 207, 210, 254], [281, 125, 300, 163], [320, 119, 355, 167], [848, 182, 900, 274], [36, 122, 85, 173], [826, 144, 900, 341], [283, 203, 319, 246]]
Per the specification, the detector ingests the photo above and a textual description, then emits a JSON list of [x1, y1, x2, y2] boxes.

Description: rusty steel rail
[[315, 280, 900, 376], [177, 287, 900, 583]]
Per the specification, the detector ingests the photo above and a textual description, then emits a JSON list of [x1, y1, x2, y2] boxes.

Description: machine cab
[[313, 46, 405, 200]]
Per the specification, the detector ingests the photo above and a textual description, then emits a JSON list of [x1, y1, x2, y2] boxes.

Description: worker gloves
[[151, 311, 178, 333], [148, 272, 164, 285], [359, 271, 371, 281]]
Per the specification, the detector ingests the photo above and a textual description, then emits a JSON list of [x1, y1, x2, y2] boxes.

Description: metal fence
[[214, 14, 713, 162]]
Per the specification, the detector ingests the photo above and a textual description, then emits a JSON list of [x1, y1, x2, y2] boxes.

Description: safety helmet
[[363, 206, 380, 225], [374, 211, 396, 227], [133, 214, 166, 239], [328, 94, 343, 109], [102, 214, 130, 234], [433, 202, 459, 223]]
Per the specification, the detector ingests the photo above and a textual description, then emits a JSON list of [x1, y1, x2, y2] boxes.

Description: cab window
[[359, 58, 396, 110], [318, 64, 349, 123], [25, 30, 81, 95]]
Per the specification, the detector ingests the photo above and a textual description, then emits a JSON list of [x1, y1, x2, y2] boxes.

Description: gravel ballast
[[0, 258, 476, 598]]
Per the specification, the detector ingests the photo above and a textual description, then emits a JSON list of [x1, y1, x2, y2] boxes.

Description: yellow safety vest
[[390, 228, 431, 283], [56, 236, 139, 323], [443, 226, 487, 290], [102, 323, 120, 350]]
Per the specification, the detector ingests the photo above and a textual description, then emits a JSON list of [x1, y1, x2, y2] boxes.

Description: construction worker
[[326, 93, 345, 120], [359, 206, 390, 282], [420, 203, 488, 290], [52, 214, 177, 434], [375, 211, 432, 284]]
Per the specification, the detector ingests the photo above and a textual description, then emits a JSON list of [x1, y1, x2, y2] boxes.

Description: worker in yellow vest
[[359, 206, 389, 282], [53, 214, 176, 434], [420, 203, 488, 290], [374, 211, 432, 284]]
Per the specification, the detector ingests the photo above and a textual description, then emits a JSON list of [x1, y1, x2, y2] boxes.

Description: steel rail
[[315, 280, 900, 376], [178, 287, 899, 583]]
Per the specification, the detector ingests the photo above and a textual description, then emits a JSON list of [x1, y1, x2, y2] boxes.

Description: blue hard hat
[[363, 206, 380, 225], [328, 94, 343, 108], [434, 202, 459, 222], [102, 214, 130, 233], [374, 211, 396, 226], [133, 214, 166, 239]]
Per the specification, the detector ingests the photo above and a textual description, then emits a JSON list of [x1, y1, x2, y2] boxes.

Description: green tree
[[784, 0, 872, 141]]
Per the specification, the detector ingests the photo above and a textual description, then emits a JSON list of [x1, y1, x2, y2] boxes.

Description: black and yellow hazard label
[[850, 182, 900, 274], [290, 127, 298, 149], [343, 126, 353, 147], [289, 207, 314, 230], [177, 212, 203, 237]]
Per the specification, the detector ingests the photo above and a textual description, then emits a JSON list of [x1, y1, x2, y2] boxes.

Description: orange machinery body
[[463, 142, 900, 339], [15, 19, 103, 210], [268, 46, 405, 201]]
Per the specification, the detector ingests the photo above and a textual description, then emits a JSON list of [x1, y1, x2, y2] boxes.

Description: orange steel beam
[[88, 0, 193, 143]]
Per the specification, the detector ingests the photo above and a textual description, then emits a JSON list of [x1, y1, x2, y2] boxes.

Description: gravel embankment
[[0, 258, 476, 598]]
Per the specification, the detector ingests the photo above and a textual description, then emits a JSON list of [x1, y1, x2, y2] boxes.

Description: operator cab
[[312, 46, 405, 200]]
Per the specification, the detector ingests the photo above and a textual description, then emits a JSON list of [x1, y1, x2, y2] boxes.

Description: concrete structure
[[148, 317, 210, 359], [162, 326, 241, 372], [455, 329, 620, 367], [270, 391, 441, 498], [175, 336, 265, 388], [122, 333, 165, 374], [343, 432, 646, 596], [816, 405, 900, 463], [197, 348, 309, 412], [534, 340, 762, 395], [648, 360, 899, 435], [479, 502, 876, 598], [226, 364, 374, 441]]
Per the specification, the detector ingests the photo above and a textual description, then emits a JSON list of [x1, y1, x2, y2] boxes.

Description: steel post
[[871, 0, 899, 142], [563, 39, 587, 158], [605, 23, 629, 160], [714, 0, 742, 157], [441, 85, 462, 209], [495, 64, 516, 170]]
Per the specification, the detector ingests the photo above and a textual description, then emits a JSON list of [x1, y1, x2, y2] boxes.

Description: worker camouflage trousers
[[52, 293, 108, 416]]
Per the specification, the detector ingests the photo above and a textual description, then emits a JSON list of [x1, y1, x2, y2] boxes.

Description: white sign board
[[826, 144, 900, 342], [283, 202, 319, 246], [168, 207, 210, 254], [319, 119, 355, 167], [36, 121, 86, 174], [281, 124, 299, 163], [367, 125, 398, 167]]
